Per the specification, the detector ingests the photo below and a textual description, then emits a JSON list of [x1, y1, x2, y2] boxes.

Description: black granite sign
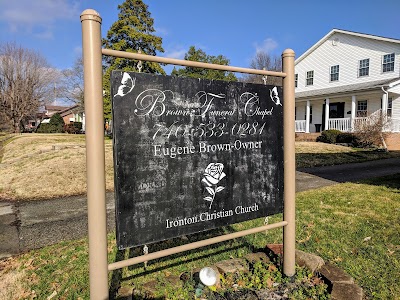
[[111, 71, 284, 249]]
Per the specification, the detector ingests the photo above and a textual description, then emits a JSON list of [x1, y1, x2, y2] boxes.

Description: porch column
[[82, 112, 86, 132], [324, 98, 330, 130], [305, 100, 310, 133], [351, 95, 356, 132], [382, 91, 388, 115]]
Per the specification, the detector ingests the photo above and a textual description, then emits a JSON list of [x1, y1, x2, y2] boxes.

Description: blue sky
[[1, 0, 400, 75]]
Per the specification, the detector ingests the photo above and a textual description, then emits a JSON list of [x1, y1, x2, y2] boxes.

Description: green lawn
[[1, 174, 399, 299]]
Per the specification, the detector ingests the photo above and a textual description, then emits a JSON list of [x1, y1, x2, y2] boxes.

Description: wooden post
[[282, 49, 296, 277], [81, 9, 109, 299]]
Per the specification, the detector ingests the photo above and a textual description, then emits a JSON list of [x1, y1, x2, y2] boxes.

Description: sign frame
[[111, 72, 285, 249], [81, 9, 295, 299]]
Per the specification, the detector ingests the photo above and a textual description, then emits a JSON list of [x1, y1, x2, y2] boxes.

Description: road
[[1, 157, 400, 258]]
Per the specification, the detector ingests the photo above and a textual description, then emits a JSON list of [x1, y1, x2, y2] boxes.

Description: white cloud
[[164, 45, 187, 60], [34, 28, 54, 40], [1, 0, 80, 39], [155, 26, 168, 37], [254, 38, 278, 54], [74, 46, 82, 57]]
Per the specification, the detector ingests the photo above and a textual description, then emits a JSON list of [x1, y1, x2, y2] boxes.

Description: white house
[[295, 29, 400, 134]]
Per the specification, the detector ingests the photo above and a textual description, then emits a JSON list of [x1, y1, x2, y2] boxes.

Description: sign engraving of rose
[[202, 163, 226, 209]]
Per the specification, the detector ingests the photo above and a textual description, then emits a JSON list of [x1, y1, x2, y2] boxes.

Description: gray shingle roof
[[295, 78, 399, 99]]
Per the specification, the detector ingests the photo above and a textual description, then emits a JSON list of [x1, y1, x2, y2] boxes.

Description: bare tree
[[61, 56, 84, 112], [354, 110, 390, 150], [241, 51, 282, 86], [0, 43, 56, 133]]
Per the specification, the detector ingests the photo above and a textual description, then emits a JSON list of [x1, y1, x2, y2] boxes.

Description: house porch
[[295, 90, 400, 133]]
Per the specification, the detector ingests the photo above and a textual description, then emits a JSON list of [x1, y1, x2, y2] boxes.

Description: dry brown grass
[[0, 135, 398, 201], [0, 134, 113, 200], [0, 257, 31, 300], [295, 142, 356, 154]]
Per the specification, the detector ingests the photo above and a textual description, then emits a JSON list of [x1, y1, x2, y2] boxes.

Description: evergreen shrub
[[64, 122, 82, 134], [316, 129, 341, 144], [37, 113, 65, 133], [336, 132, 360, 146]]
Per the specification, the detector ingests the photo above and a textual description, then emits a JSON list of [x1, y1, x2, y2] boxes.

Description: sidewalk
[[1, 157, 400, 258]]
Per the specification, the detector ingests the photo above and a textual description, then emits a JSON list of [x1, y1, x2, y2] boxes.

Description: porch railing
[[295, 114, 400, 133], [353, 117, 368, 130], [328, 117, 351, 132], [295, 120, 306, 132]]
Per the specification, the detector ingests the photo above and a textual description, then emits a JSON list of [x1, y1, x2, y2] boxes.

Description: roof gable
[[296, 29, 400, 65], [59, 105, 80, 117]]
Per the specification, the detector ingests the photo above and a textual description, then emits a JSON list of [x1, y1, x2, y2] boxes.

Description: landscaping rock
[[262, 246, 364, 300], [117, 286, 133, 299], [245, 252, 271, 265], [331, 282, 363, 300], [295, 249, 325, 273], [215, 258, 249, 274], [318, 262, 354, 284], [164, 275, 183, 288], [266, 244, 283, 256], [141, 280, 158, 296]]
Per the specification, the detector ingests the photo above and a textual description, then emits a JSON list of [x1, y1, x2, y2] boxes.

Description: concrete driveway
[[1, 157, 400, 258]]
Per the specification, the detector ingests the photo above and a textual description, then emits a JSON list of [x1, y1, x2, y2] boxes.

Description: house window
[[330, 65, 339, 81], [295, 74, 298, 87], [382, 53, 395, 72], [306, 71, 314, 86], [357, 100, 368, 117], [359, 59, 369, 77], [295, 107, 297, 120]]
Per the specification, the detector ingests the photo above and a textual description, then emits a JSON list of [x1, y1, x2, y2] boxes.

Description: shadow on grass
[[296, 149, 400, 168], [109, 249, 126, 299], [108, 225, 258, 297], [360, 173, 400, 190]]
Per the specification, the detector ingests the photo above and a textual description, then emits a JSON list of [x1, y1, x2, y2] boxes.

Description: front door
[[322, 102, 345, 130]]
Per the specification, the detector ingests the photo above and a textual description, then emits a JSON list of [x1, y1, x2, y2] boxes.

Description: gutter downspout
[[381, 86, 389, 151]]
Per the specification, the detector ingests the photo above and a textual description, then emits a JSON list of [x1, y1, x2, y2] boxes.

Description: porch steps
[[295, 133, 321, 142], [385, 133, 400, 151]]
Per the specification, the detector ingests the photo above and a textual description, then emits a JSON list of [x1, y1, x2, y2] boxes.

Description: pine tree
[[171, 46, 237, 82], [102, 0, 165, 119]]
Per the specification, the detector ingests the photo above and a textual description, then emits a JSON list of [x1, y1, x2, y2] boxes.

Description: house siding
[[296, 32, 400, 93], [393, 96, 400, 119]]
